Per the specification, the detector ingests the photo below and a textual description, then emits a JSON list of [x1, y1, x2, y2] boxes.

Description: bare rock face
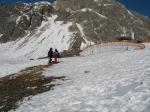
[[0, 0, 150, 51], [0, 2, 53, 42]]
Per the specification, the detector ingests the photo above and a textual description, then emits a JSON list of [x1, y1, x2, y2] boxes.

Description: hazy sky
[[0, 0, 150, 17]]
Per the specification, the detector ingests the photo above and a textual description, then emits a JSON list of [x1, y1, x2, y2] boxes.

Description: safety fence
[[81, 41, 145, 56]]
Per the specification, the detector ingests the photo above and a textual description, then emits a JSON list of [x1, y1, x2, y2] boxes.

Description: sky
[[0, 0, 150, 18], [118, 0, 150, 18]]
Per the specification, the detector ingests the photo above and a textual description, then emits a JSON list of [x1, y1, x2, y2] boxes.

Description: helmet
[[50, 48, 53, 50]]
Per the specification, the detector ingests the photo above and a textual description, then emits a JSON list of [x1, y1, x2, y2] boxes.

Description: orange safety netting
[[82, 41, 145, 52]]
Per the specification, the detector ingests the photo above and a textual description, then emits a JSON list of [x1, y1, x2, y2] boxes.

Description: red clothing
[[54, 51, 58, 64]]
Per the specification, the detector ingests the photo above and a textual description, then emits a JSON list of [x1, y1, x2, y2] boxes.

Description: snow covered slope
[[12, 43, 150, 112], [0, 15, 75, 77], [0, 15, 74, 58]]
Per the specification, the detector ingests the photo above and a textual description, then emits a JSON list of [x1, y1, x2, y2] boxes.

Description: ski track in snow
[[11, 44, 150, 112]]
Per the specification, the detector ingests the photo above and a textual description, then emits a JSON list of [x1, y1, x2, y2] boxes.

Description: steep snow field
[[0, 15, 73, 58], [9, 15, 73, 59], [11, 43, 150, 112]]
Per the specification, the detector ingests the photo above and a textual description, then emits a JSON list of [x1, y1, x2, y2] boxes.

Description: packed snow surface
[[0, 54, 48, 77], [12, 43, 150, 112]]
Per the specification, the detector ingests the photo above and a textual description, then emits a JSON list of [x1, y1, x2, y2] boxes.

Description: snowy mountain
[[1, 1, 150, 111], [0, 0, 150, 58]]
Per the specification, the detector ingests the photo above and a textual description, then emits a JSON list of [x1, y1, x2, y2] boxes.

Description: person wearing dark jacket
[[48, 48, 53, 64]]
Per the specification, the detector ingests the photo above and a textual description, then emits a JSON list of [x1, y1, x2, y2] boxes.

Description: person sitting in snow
[[48, 48, 54, 64], [54, 49, 59, 64]]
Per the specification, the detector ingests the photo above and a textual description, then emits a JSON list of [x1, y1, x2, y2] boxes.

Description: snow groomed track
[[81, 41, 145, 56]]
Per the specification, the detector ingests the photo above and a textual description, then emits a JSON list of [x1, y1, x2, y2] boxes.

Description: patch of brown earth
[[0, 64, 66, 112]]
